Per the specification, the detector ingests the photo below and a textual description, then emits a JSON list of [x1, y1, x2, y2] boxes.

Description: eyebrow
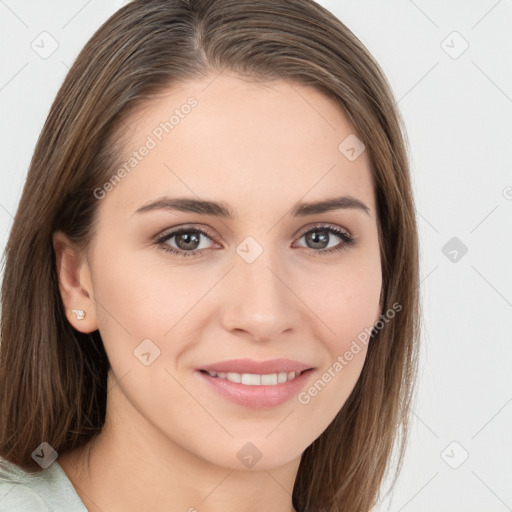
[[291, 195, 370, 217], [133, 195, 370, 218]]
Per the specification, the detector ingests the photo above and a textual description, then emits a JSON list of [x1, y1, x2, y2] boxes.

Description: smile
[[200, 369, 308, 386]]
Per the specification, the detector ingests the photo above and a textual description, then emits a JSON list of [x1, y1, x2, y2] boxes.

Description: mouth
[[198, 368, 313, 386], [195, 359, 316, 408]]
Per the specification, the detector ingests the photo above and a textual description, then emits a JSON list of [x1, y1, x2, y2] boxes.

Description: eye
[[155, 224, 355, 258], [156, 226, 219, 257], [293, 224, 355, 254]]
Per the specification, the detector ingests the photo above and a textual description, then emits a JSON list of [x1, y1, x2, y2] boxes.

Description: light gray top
[[0, 457, 88, 511]]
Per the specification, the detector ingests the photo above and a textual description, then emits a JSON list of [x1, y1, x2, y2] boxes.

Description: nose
[[220, 250, 301, 343]]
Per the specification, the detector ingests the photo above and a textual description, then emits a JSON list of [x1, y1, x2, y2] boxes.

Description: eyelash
[[155, 224, 355, 258]]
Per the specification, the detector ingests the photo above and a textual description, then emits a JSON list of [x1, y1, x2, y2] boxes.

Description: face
[[62, 73, 382, 471]]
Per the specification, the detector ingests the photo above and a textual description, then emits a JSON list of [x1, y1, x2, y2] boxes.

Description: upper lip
[[198, 358, 314, 375]]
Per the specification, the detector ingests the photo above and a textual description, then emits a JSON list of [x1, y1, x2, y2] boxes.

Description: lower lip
[[196, 369, 315, 408]]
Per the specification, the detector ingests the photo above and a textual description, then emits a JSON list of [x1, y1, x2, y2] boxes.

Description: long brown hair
[[0, 1, 420, 510]]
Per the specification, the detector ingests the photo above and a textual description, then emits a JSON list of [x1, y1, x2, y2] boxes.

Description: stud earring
[[71, 309, 86, 321]]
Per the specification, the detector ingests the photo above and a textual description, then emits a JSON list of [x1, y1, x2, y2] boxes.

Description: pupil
[[177, 232, 200, 250], [306, 230, 329, 249]]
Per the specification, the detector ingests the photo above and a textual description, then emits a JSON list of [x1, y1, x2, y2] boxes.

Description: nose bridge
[[222, 242, 298, 339]]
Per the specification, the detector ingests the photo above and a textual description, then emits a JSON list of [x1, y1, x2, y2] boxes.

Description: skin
[[54, 72, 382, 512]]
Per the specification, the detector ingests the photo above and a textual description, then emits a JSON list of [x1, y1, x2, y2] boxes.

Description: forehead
[[102, 73, 376, 219]]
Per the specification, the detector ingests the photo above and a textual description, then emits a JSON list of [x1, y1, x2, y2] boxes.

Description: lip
[[198, 358, 313, 375], [195, 358, 316, 408]]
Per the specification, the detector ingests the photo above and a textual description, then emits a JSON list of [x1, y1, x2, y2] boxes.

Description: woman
[[0, 1, 420, 511]]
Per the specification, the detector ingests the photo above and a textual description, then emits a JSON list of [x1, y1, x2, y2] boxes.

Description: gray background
[[1, 1, 511, 511]]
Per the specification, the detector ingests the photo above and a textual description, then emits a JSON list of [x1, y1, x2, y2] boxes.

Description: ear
[[52, 230, 98, 334]]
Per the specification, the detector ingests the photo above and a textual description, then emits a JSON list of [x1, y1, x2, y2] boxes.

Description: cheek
[[293, 286, 375, 442], [291, 256, 380, 428], [299, 256, 382, 353], [89, 243, 222, 375], [91, 241, 194, 331]]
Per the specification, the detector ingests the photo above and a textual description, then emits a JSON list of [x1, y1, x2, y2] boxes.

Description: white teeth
[[204, 370, 301, 385], [261, 373, 278, 385], [226, 372, 241, 383], [241, 373, 261, 385]]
